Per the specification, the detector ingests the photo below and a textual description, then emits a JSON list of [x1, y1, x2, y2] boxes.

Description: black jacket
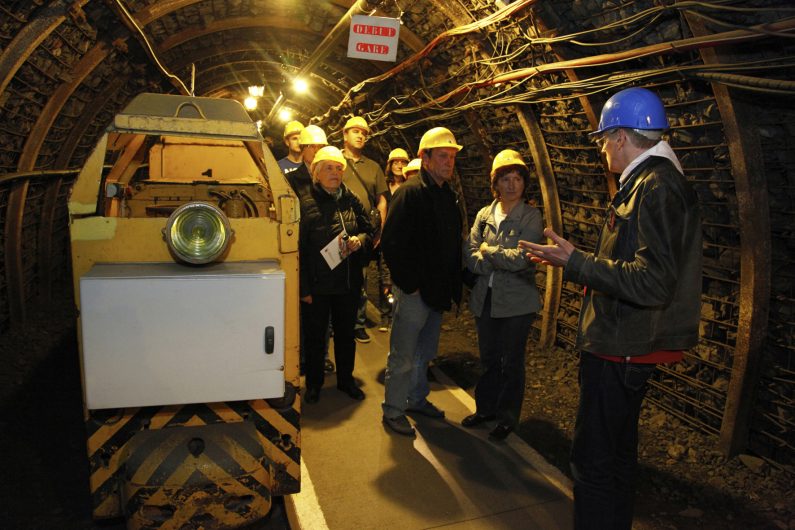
[[299, 183, 373, 297], [286, 163, 313, 201], [382, 169, 463, 311], [564, 155, 702, 356]]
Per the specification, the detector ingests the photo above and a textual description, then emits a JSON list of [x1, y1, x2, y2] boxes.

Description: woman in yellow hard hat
[[461, 149, 544, 441], [375, 148, 411, 331], [299, 146, 375, 404]]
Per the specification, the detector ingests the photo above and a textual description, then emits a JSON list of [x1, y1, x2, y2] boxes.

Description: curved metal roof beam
[[166, 40, 358, 94], [194, 62, 343, 106], [0, 0, 91, 97]]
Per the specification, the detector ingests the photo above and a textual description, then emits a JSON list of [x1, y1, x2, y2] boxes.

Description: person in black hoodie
[[380, 127, 465, 436], [299, 146, 373, 404]]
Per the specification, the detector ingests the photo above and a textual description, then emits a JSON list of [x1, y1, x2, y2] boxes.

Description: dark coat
[[381, 169, 463, 312], [286, 163, 313, 201], [299, 182, 373, 298], [564, 156, 702, 356]]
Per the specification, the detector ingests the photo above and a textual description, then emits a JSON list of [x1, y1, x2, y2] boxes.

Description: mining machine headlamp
[[163, 202, 233, 265]]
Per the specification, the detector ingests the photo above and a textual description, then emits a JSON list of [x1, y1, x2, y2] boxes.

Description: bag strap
[[347, 160, 376, 207]]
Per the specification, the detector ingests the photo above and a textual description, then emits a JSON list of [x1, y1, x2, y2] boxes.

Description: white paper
[[320, 234, 345, 270]]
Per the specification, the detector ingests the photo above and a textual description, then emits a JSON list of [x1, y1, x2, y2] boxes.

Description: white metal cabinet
[[79, 262, 285, 409]]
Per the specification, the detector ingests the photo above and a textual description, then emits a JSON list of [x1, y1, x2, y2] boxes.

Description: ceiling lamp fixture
[[243, 96, 257, 110], [293, 78, 308, 94], [244, 85, 265, 111], [278, 108, 293, 122]]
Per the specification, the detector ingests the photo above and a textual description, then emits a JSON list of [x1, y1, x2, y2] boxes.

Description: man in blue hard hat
[[520, 87, 702, 530]]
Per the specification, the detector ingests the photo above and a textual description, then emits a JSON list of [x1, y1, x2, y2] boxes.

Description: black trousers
[[304, 290, 359, 390], [571, 352, 656, 530], [473, 289, 534, 427]]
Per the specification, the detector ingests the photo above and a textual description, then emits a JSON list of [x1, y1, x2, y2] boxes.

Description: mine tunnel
[[0, 1, 793, 529]]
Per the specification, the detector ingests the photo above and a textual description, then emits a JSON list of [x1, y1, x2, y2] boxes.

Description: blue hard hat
[[591, 87, 669, 136]]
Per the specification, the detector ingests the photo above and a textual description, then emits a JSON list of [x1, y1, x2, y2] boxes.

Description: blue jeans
[[473, 289, 534, 427], [382, 287, 442, 419], [571, 352, 656, 530]]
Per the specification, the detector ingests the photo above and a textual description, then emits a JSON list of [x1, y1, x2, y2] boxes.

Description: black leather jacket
[[382, 169, 463, 311], [564, 156, 702, 357], [299, 183, 373, 297]]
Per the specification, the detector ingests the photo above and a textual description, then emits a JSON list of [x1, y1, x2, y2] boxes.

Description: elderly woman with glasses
[[299, 146, 374, 404]]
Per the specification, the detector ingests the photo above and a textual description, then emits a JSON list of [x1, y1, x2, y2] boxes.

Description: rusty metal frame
[[6, 41, 111, 323], [0, 1, 90, 96], [686, 17, 772, 457], [56, 76, 128, 169], [36, 178, 62, 305], [3, 180, 29, 324], [516, 108, 563, 350]]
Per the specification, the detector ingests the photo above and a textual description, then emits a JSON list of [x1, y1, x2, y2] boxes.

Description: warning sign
[[347, 15, 400, 62]]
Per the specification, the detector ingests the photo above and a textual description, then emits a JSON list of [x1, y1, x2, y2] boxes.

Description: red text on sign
[[356, 42, 389, 55], [352, 24, 396, 37]]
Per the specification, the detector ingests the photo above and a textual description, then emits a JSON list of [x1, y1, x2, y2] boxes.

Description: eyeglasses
[[594, 129, 619, 149]]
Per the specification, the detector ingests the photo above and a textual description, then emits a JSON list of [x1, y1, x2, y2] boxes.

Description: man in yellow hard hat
[[380, 126, 464, 436], [340, 115, 387, 344], [278, 120, 305, 176], [286, 124, 328, 201]]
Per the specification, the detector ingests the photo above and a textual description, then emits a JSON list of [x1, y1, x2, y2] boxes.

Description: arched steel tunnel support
[[6, 40, 111, 324], [516, 108, 563, 350], [686, 17, 772, 458]]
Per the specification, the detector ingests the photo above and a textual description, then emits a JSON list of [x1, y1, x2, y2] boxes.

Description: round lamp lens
[[165, 202, 232, 264]]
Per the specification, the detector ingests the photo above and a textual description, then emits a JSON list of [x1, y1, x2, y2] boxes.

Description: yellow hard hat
[[343, 116, 370, 133], [311, 145, 347, 173], [299, 124, 328, 146], [283, 120, 304, 138], [404, 158, 421, 175], [387, 148, 410, 164], [491, 149, 527, 177], [418, 127, 463, 156]]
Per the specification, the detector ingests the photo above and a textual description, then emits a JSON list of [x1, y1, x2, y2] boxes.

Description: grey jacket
[[465, 200, 543, 318], [565, 156, 702, 357]]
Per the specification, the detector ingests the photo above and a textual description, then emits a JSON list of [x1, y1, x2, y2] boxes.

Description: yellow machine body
[[68, 93, 301, 528]]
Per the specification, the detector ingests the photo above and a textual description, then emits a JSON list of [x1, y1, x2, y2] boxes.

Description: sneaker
[[406, 401, 445, 419], [461, 413, 496, 428], [382, 415, 415, 436], [354, 328, 371, 343], [324, 359, 335, 373]]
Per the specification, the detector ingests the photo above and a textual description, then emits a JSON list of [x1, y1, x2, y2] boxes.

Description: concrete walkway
[[286, 324, 574, 530]]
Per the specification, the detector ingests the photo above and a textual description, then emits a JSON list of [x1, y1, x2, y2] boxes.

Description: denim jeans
[[382, 287, 442, 418], [571, 352, 656, 530], [473, 290, 534, 427]]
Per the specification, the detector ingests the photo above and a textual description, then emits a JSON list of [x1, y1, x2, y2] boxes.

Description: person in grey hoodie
[[462, 149, 543, 441]]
